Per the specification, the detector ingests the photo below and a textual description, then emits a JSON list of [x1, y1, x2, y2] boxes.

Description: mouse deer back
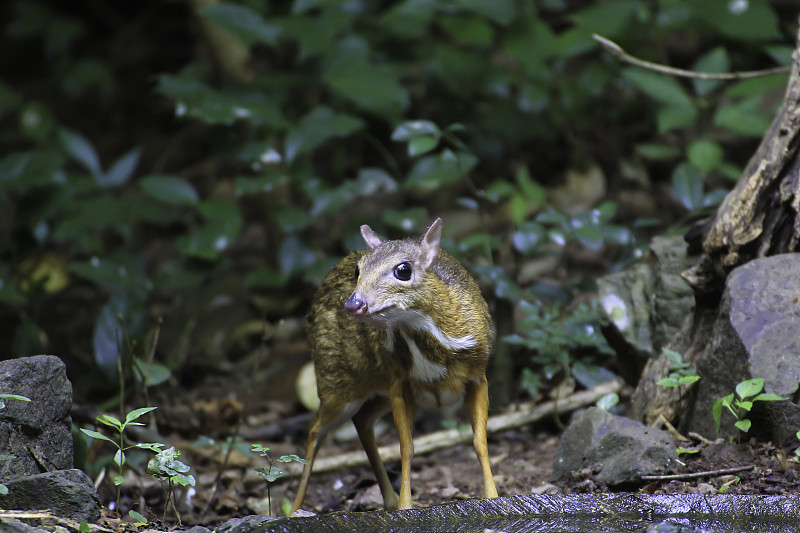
[[291, 218, 498, 512]]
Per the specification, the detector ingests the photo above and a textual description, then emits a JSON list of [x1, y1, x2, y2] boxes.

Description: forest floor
[[272, 424, 800, 517], [97, 391, 800, 531]]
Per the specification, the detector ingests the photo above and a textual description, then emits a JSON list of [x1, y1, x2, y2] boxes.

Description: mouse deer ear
[[418, 218, 442, 268], [361, 224, 383, 249]]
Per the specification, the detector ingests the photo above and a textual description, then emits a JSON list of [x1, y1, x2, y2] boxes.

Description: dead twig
[[593, 34, 791, 80], [654, 413, 689, 442], [641, 465, 754, 481], [282, 380, 624, 477], [688, 432, 719, 446]]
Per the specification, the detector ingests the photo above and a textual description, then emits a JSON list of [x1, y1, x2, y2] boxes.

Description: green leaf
[[115, 448, 125, 468], [234, 174, 287, 196], [714, 95, 772, 137], [323, 37, 408, 116], [692, 47, 729, 96], [453, 0, 516, 25], [624, 69, 694, 108], [679, 375, 701, 386], [735, 378, 764, 399], [285, 106, 363, 162], [126, 406, 157, 423], [199, 4, 281, 47], [687, 140, 723, 173], [279, 236, 316, 277], [79, 428, 117, 445], [128, 510, 148, 524], [392, 120, 441, 141], [571, 0, 646, 38], [672, 162, 704, 211], [277, 454, 308, 464], [515, 166, 545, 206], [596, 393, 619, 411], [753, 393, 786, 402], [0, 149, 65, 192], [735, 419, 752, 433], [407, 136, 439, 157], [657, 105, 698, 134], [383, 207, 428, 232], [574, 225, 604, 251], [405, 150, 478, 191], [725, 74, 790, 98], [662, 348, 682, 366], [438, 15, 494, 47], [91, 290, 147, 379], [176, 200, 243, 260], [59, 129, 101, 178], [688, 0, 780, 41], [0, 484, 7, 495], [512, 222, 545, 255], [99, 148, 140, 188], [0, 394, 30, 402], [140, 175, 200, 205], [99, 414, 123, 428]]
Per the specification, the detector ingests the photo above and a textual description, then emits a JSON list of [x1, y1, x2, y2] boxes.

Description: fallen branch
[[0, 510, 114, 532], [282, 380, 623, 477], [641, 465, 754, 481], [593, 34, 790, 80]]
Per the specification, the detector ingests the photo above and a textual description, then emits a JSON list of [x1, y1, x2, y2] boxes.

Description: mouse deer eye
[[393, 262, 412, 281]]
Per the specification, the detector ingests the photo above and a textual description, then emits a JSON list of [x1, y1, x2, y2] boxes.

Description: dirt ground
[[266, 421, 800, 516]]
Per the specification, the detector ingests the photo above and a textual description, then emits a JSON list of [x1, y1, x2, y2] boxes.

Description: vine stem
[[593, 34, 791, 80]]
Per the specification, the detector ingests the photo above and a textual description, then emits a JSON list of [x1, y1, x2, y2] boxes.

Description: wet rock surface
[[247, 494, 800, 533], [552, 407, 677, 485], [684, 254, 800, 444]]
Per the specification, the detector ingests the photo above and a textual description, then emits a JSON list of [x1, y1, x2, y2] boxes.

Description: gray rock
[[598, 236, 695, 383], [0, 355, 73, 479], [215, 515, 276, 533], [0, 469, 101, 523], [552, 407, 677, 485], [186, 526, 214, 533], [684, 254, 800, 443]]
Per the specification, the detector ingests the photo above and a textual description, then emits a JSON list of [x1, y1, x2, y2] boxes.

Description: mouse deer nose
[[344, 294, 368, 316]]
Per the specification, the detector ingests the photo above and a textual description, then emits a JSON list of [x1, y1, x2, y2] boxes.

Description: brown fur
[[291, 219, 498, 513]]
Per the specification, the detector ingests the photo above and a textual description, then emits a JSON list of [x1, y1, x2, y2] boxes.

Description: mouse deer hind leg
[[290, 398, 360, 514], [464, 375, 498, 499]]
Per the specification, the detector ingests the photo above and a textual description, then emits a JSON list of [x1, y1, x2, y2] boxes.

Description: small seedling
[[712, 378, 785, 436], [80, 406, 159, 506], [146, 445, 195, 524], [252, 444, 307, 515], [718, 475, 740, 494], [656, 348, 700, 388]]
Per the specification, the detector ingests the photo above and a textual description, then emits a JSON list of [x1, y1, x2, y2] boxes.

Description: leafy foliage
[[712, 378, 786, 436], [0, 0, 793, 405], [656, 348, 701, 388]]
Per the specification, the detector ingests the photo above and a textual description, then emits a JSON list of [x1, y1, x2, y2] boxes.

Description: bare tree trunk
[[632, 21, 800, 425]]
